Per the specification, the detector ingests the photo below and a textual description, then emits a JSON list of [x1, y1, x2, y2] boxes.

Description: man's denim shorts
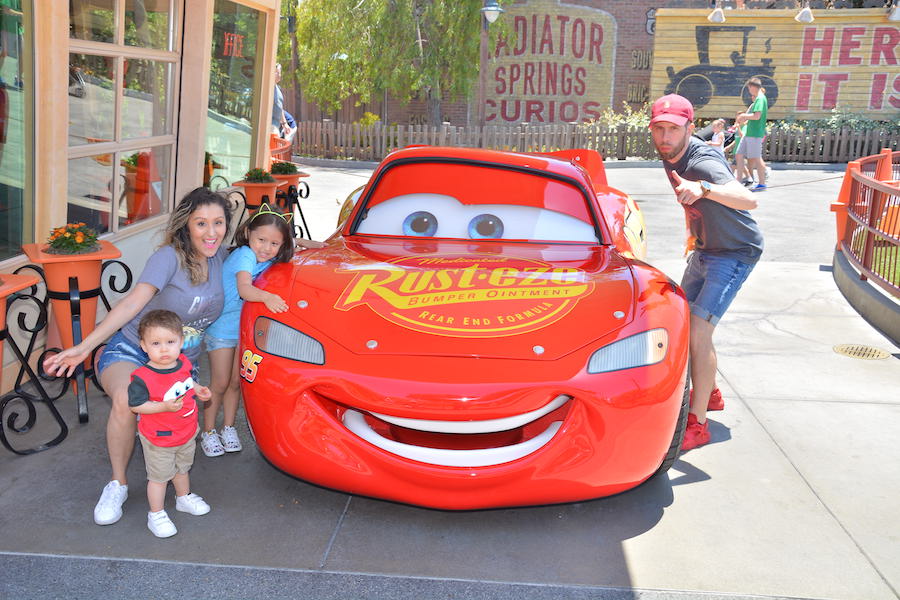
[[97, 330, 200, 380], [204, 333, 238, 352], [680, 251, 756, 326]]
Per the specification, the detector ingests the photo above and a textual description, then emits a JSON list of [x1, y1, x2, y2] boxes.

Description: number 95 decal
[[240, 350, 263, 383]]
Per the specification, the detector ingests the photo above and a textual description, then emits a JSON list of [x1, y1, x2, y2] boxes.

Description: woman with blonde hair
[[44, 187, 231, 527]]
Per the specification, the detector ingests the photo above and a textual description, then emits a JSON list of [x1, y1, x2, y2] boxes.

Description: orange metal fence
[[831, 148, 900, 298]]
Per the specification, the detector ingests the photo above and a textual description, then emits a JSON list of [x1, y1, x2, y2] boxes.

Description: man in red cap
[[648, 94, 764, 451]]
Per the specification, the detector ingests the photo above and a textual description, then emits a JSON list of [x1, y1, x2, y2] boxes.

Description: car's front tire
[[654, 364, 690, 476]]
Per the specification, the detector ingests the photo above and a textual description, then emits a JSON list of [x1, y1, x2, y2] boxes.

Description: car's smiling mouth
[[338, 395, 571, 467]]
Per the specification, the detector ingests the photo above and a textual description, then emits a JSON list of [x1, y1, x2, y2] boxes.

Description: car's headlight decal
[[587, 328, 668, 374], [254, 317, 325, 365]]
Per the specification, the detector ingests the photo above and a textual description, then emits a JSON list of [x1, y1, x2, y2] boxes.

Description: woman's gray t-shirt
[[120, 245, 226, 363]]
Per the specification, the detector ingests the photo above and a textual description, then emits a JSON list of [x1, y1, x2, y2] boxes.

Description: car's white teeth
[[342, 409, 562, 467], [340, 396, 570, 467], [369, 395, 570, 434]]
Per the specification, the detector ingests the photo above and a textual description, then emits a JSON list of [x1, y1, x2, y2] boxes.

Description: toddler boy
[[129, 310, 212, 538]]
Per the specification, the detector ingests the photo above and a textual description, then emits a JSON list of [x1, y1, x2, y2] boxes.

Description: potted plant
[[269, 161, 309, 208], [22, 224, 121, 368], [121, 152, 140, 173], [121, 151, 161, 224], [234, 167, 286, 211]]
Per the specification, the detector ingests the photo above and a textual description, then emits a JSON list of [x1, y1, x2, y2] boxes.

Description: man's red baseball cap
[[649, 94, 694, 126]]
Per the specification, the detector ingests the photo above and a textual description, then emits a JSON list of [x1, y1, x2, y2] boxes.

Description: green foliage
[[122, 153, 140, 169], [285, 1, 510, 123], [589, 102, 651, 129], [768, 107, 900, 133], [356, 111, 382, 127], [270, 161, 299, 175], [47, 223, 100, 255], [243, 168, 275, 183]]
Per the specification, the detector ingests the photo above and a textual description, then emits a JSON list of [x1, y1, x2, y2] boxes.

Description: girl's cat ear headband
[[251, 203, 293, 223]]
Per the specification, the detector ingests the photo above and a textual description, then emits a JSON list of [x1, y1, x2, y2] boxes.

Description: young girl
[[706, 118, 726, 156], [200, 204, 294, 456]]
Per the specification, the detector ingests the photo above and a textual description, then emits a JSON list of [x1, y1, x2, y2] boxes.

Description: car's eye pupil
[[468, 214, 504, 239], [402, 211, 438, 236]]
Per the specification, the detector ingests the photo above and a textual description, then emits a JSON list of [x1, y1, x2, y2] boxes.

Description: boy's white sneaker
[[175, 493, 211, 516], [147, 510, 177, 538], [94, 480, 128, 525], [220, 426, 242, 452], [201, 429, 225, 457]]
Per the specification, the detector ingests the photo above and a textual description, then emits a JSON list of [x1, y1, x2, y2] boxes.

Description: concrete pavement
[[1, 160, 897, 600]]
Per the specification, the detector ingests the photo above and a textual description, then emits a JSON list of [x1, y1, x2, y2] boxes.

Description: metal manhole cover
[[833, 344, 891, 360]]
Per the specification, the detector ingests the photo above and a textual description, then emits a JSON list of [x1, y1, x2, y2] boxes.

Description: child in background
[[706, 119, 726, 156], [129, 310, 212, 538], [726, 122, 752, 185], [200, 204, 295, 457]]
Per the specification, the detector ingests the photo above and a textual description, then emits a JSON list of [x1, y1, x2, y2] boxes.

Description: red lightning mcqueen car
[[240, 146, 690, 509]]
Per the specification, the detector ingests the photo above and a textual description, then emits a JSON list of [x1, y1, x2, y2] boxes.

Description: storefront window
[[122, 58, 172, 139], [205, 0, 261, 188], [70, 0, 115, 44], [0, 0, 32, 262], [116, 145, 169, 228], [125, 0, 172, 51], [68, 2, 177, 232], [68, 53, 116, 147], [67, 155, 114, 235]]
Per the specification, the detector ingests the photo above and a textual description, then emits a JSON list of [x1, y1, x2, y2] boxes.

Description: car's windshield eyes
[[357, 193, 597, 242]]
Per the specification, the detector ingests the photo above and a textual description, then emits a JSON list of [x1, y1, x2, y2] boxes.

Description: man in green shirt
[[735, 77, 768, 192]]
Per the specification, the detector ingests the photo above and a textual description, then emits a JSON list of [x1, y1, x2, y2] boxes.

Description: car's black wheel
[[653, 364, 690, 477]]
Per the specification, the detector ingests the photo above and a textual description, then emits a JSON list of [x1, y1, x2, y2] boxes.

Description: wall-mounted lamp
[[795, 2, 814, 23], [707, 3, 726, 23]]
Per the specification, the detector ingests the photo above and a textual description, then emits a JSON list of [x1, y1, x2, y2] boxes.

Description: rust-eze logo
[[334, 255, 594, 337]]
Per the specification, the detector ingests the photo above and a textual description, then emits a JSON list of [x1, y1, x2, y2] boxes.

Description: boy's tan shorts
[[138, 428, 199, 483]]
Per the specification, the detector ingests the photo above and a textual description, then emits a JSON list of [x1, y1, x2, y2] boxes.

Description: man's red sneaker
[[681, 413, 711, 451], [689, 387, 725, 411]]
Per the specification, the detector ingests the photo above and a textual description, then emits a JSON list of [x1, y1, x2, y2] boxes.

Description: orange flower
[[75, 232, 84, 243]]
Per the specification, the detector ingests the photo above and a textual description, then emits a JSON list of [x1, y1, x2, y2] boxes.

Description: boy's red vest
[[133, 356, 198, 447]]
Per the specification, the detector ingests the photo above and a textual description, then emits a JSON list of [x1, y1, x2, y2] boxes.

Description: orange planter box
[[22, 240, 121, 354]]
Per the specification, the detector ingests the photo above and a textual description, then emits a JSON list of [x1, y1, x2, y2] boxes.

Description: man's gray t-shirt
[[121, 246, 226, 363], [663, 137, 763, 264]]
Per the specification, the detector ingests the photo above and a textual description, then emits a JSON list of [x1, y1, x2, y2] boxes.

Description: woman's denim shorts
[[680, 251, 756, 326], [204, 333, 238, 352], [96, 331, 148, 374], [97, 330, 199, 380]]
